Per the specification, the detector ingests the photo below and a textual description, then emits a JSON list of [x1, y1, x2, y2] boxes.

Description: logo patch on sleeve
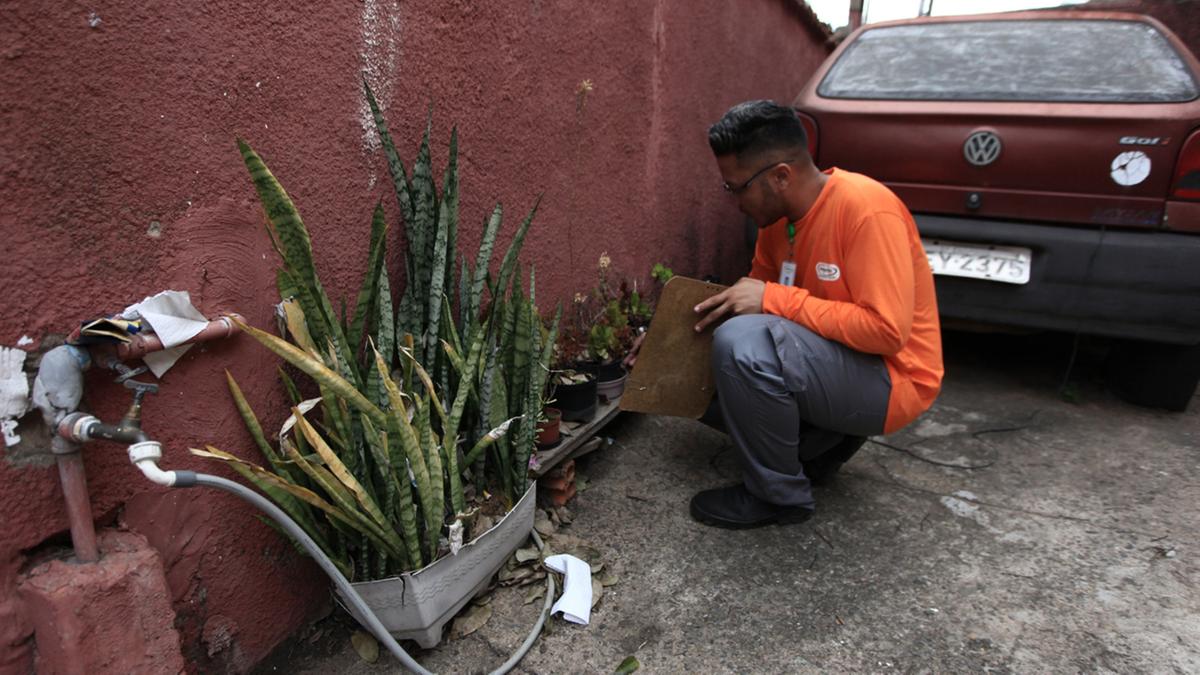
[[815, 262, 841, 282]]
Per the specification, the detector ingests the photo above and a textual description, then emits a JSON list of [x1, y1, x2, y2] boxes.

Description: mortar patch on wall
[[2, 338, 67, 468], [0, 347, 30, 447]]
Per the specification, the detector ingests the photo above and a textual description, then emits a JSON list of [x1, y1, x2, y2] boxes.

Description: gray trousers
[[705, 315, 891, 508]]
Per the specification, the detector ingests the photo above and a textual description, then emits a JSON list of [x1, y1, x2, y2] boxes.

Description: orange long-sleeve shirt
[[752, 168, 943, 433]]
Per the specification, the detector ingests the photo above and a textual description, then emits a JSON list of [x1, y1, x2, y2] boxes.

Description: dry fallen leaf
[[524, 585, 546, 605], [498, 565, 536, 586], [351, 630, 379, 663], [572, 546, 603, 565], [450, 602, 493, 640], [469, 514, 496, 541], [599, 570, 619, 587], [534, 510, 556, 536], [555, 505, 574, 524], [518, 569, 548, 587], [548, 534, 603, 566], [591, 578, 604, 609], [515, 546, 541, 564]]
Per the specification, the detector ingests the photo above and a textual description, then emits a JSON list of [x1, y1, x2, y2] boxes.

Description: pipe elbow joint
[[128, 441, 176, 486]]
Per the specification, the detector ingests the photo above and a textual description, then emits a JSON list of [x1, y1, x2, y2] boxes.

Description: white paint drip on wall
[[359, 0, 402, 153]]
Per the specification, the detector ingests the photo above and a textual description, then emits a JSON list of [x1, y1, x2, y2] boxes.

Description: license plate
[[921, 239, 1032, 285]]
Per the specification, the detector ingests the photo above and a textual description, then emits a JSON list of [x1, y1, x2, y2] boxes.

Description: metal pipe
[[848, 0, 864, 31], [60, 413, 149, 446], [53, 443, 100, 563], [39, 310, 242, 564], [33, 347, 96, 563], [114, 314, 243, 360]]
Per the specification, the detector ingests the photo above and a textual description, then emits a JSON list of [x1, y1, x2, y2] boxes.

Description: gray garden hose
[[183, 472, 555, 675]]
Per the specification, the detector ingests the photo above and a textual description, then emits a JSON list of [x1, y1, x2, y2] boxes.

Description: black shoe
[[689, 484, 814, 529], [802, 435, 867, 486]]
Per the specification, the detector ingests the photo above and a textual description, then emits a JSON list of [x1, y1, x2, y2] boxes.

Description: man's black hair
[[708, 100, 808, 160]]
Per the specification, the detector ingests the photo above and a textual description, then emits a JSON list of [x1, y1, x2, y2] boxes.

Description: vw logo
[[963, 131, 1002, 167]]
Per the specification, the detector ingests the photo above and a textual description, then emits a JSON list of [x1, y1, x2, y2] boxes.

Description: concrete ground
[[257, 331, 1199, 674]]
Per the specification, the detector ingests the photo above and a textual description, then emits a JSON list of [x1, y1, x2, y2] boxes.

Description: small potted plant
[[586, 311, 630, 401], [549, 309, 598, 422], [536, 407, 562, 448], [585, 254, 670, 400]]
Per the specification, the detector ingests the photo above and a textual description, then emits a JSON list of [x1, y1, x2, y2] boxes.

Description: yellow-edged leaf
[[278, 438, 403, 558], [397, 345, 447, 427], [293, 409, 398, 541], [281, 298, 318, 354], [234, 319, 387, 428], [189, 446, 367, 549]]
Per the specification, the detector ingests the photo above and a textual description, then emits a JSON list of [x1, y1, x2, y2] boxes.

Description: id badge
[[778, 260, 797, 287]]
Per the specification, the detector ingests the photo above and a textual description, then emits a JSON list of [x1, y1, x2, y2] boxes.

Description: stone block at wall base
[[18, 530, 185, 675]]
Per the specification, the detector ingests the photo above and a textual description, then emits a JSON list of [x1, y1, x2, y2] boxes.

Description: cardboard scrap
[[619, 276, 726, 418]]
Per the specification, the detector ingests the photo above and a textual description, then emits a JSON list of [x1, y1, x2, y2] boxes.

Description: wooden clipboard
[[619, 276, 727, 418]]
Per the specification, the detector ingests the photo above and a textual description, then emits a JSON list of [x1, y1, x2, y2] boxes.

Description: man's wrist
[[761, 281, 808, 317]]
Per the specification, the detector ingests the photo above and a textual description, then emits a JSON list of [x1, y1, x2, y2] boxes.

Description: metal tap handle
[[101, 353, 149, 383], [123, 379, 159, 395]]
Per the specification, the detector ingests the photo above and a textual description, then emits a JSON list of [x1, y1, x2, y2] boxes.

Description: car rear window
[[818, 19, 1198, 103]]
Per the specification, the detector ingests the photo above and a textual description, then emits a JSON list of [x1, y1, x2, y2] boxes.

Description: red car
[[793, 10, 1200, 409]]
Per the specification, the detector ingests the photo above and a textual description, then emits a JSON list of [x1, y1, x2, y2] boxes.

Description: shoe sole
[[689, 502, 814, 530]]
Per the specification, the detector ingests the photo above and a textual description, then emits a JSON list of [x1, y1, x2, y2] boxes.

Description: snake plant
[[191, 83, 556, 580]]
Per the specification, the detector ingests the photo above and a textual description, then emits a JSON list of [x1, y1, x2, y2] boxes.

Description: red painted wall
[[0, 1, 830, 671]]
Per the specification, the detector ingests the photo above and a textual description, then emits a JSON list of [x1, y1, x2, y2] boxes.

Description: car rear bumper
[[915, 214, 1200, 345]]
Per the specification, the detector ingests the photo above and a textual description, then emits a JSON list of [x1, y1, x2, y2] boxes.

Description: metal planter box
[[337, 482, 537, 649]]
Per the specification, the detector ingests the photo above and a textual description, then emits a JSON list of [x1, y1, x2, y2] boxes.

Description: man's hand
[[693, 277, 766, 333], [623, 332, 647, 369]]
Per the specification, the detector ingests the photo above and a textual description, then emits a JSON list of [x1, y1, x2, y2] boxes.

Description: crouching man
[[682, 100, 943, 529]]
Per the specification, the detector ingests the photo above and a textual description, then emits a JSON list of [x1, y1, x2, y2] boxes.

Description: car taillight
[[1171, 129, 1200, 201], [795, 110, 819, 162]]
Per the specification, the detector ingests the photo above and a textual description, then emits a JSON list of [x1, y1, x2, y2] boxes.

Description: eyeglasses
[[722, 158, 796, 194]]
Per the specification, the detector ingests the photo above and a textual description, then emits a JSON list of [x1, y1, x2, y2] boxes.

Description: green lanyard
[[786, 221, 797, 260]]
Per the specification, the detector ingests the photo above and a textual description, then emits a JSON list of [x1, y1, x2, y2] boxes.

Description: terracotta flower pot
[[536, 407, 562, 447]]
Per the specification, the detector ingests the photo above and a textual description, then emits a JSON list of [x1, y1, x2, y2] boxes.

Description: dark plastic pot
[[577, 359, 626, 383], [553, 376, 598, 422]]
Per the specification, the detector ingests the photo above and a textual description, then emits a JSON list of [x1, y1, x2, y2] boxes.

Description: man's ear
[[772, 163, 792, 191]]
